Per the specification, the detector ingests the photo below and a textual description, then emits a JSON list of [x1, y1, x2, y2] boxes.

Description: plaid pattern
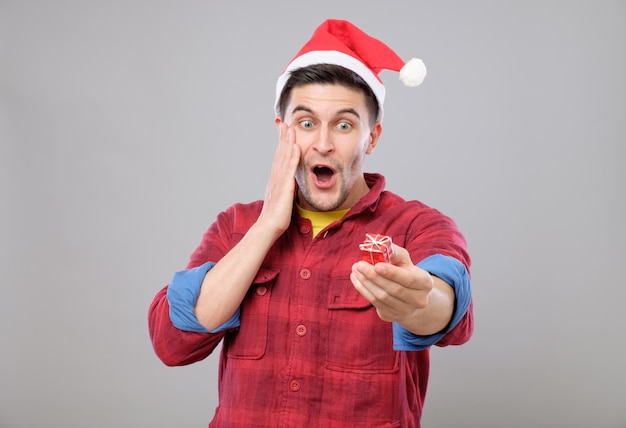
[[148, 173, 472, 427]]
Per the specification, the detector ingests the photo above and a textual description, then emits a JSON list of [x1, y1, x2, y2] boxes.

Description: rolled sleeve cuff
[[392, 254, 472, 351], [166, 261, 241, 333]]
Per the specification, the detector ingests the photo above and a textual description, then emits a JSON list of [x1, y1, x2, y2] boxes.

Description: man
[[149, 19, 473, 427]]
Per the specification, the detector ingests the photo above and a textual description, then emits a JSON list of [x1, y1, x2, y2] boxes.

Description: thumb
[[389, 244, 413, 267]]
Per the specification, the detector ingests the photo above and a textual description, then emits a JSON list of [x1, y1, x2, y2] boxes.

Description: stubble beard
[[295, 163, 349, 212]]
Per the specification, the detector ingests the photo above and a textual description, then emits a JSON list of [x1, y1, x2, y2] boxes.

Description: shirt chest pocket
[[326, 283, 399, 374], [224, 268, 278, 360]]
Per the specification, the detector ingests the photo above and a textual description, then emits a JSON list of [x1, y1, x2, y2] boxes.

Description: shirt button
[[256, 286, 267, 296], [299, 224, 311, 234], [300, 268, 311, 280], [296, 324, 307, 337], [289, 380, 301, 392]]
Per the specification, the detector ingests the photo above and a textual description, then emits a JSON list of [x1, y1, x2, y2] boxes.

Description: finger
[[353, 262, 407, 303], [378, 264, 434, 297], [376, 260, 433, 291], [278, 121, 296, 146], [276, 124, 299, 166], [388, 244, 413, 267], [350, 271, 377, 303], [278, 121, 289, 145], [351, 269, 410, 321], [285, 125, 300, 164], [270, 125, 298, 175], [372, 262, 412, 288]]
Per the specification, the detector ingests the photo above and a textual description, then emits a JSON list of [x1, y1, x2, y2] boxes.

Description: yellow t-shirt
[[296, 205, 349, 238]]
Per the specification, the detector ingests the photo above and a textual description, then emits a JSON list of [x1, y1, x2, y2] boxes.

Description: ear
[[365, 122, 383, 155], [274, 116, 283, 129]]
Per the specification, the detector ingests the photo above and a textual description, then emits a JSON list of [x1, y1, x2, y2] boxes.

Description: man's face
[[279, 83, 381, 212]]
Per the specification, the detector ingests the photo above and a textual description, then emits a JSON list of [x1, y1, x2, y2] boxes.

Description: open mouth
[[313, 165, 335, 183], [310, 164, 337, 189]]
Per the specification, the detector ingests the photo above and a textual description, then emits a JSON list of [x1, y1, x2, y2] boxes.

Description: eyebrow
[[291, 105, 361, 120]]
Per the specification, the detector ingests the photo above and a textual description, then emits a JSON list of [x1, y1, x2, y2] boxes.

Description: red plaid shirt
[[149, 173, 473, 427]]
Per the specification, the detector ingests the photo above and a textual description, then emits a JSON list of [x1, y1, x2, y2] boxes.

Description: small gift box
[[359, 233, 393, 264]]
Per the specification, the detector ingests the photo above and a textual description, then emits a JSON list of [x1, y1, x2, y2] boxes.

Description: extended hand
[[350, 245, 454, 334]]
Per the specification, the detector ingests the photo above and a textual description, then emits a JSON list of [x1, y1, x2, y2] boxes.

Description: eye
[[299, 120, 314, 129], [337, 122, 351, 131]]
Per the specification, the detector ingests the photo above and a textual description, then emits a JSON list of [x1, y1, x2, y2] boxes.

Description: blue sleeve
[[392, 254, 472, 351], [166, 261, 241, 333]]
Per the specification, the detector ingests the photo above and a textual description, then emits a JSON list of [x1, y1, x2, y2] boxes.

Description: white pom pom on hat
[[275, 19, 427, 122], [399, 58, 427, 87]]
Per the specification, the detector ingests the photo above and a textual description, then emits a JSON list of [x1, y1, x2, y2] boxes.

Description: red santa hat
[[274, 19, 426, 121]]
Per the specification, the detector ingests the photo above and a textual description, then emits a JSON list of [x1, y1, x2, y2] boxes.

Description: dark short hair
[[277, 64, 380, 127]]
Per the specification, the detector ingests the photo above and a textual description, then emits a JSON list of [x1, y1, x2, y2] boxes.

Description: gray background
[[1, 1, 624, 427]]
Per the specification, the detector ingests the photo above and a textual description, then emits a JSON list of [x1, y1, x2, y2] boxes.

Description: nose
[[313, 125, 334, 154]]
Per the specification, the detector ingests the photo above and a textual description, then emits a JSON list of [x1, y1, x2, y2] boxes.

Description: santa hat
[[274, 19, 426, 121]]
